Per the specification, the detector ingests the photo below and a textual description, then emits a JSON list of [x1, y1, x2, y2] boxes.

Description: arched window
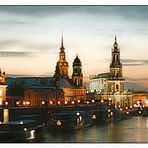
[[116, 84, 119, 91]]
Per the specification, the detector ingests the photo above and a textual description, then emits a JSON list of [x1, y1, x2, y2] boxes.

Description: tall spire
[[115, 35, 117, 43], [60, 32, 65, 51]]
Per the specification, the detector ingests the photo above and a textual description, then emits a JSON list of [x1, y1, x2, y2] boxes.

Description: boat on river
[[0, 119, 45, 142], [47, 111, 93, 131]]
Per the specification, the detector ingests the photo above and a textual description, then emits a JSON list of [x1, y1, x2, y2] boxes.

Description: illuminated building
[[6, 77, 64, 106], [0, 69, 7, 105], [89, 36, 133, 107], [53, 36, 86, 102]]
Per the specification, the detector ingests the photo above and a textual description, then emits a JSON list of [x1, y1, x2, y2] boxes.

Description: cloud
[[121, 59, 148, 67], [0, 51, 33, 57]]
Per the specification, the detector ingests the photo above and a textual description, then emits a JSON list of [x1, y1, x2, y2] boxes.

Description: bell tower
[[72, 55, 83, 86], [110, 36, 122, 78], [54, 35, 69, 78]]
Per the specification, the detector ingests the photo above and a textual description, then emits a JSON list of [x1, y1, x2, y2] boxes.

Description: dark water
[[37, 117, 148, 143]]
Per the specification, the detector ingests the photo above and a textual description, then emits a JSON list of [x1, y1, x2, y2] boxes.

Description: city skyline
[[0, 6, 148, 91]]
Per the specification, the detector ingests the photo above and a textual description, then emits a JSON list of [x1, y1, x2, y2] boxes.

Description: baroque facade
[[53, 36, 86, 102], [89, 37, 133, 107]]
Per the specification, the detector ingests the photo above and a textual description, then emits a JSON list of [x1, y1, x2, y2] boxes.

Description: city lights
[[92, 114, 97, 119], [64, 101, 68, 104], [92, 100, 95, 103], [42, 101, 45, 105], [77, 100, 80, 103], [56, 120, 62, 126], [72, 101, 75, 104]]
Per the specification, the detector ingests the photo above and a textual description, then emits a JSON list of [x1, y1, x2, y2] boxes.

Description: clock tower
[[54, 35, 69, 78]]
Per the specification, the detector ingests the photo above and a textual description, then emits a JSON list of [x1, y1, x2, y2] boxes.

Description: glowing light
[[20, 121, 23, 124], [126, 107, 128, 110], [115, 105, 117, 108], [108, 110, 111, 112], [26, 101, 30, 105], [145, 100, 148, 104], [130, 106, 132, 109], [87, 101, 89, 104], [29, 130, 35, 139], [111, 112, 113, 116], [101, 100, 104, 103], [92, 114, 96, 119], [0, 98, 3, 105], [56, 120, 62, 126], [137, 101, 140, 105], [120, 108, 123, 111], [72, 101, 75, 104], [0, 121, 1, 124], [24, 128, 27, 131], [139, 111, 141, 114], [16, 101, 19, 105], [118, 105, 121, 108], [49, 101, 53, 105], [23, 101, 26, 106], [64, 101, 68, 104], [126, 112, 129, 115], [77, 100, 80, 103], [58, 101, 61, 105], [77, 112, 80, 116], [109, 98, 112, 101], [134, 104, 137, 108], [42, 101, 45, 105], [5, 101, 8, 106], [92, 100, 95, 103]]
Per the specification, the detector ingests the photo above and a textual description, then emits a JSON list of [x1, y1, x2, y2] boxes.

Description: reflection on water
[[37, 117, 148, 143]]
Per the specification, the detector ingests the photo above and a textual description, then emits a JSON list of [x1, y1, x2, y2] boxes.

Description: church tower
[[110, 36, 123, 78], [108, 36, 125, 93], [54, 35, 69, 78], [72, 55, 83, 86]]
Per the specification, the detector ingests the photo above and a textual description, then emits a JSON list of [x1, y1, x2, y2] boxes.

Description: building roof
[[6, 77, 57, 96], [92, 72, 111, 79]]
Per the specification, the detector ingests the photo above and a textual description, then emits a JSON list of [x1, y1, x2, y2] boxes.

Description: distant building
[[0, 69, 7, 105], [89, 37, 133, 107], [6, 77, 64, 106], [133, 91, 148, 107], [53, 36, 86, 102]]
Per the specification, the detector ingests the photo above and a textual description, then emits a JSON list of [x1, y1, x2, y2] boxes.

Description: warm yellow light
[[92, 100, 95, 103], [5, 101, 8, 106], [58, 101, 61, 105], [65, 101, 68, 104], [145, 100, 148, 104], [16, 101, 19, 105], [72, 101, 75, 104], [42, 101, 45, 105], [0, 98, 3, 105], [111, 112, 113, 116], [109, 98, 112, 101], [126, 107, 128, 110], [87, 101, 89, 104], [92, 114, 96, 119], [108, 109, 111, 112], [24, 128, 27, 131], [126, 111, 129, 115], [120, 108, 123, 111], [139, 111, 141, 114], [77, 100, 80, 103], [101, 100, 104, 103], [26, 101, 30, 105], [56, 120, 62, 126], [23, 101, 26, 106]]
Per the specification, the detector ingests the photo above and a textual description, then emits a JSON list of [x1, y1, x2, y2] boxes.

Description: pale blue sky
[[0, 6, 148, 91]]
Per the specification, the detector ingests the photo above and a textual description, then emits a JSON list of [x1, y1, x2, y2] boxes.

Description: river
[[36, 116, 148, 143]]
